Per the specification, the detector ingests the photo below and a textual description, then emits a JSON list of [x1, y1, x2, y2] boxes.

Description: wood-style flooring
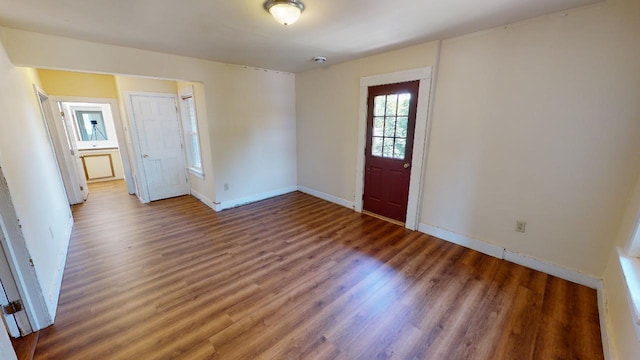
[[33, 180, 603, 359]]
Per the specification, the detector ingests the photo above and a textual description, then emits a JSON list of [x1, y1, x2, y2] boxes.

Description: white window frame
[[619, 213, 640, 340], [66, 103, 119, 150], [178, 86, 204, 179]]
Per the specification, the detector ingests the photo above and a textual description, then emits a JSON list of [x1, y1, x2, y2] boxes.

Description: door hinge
[[60, 111, 65, 117], [2, 300, 23, 315]]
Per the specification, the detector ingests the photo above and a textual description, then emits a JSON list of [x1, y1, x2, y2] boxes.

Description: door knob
[[404, 163, 411, 169], [143, 154, 149, 158]]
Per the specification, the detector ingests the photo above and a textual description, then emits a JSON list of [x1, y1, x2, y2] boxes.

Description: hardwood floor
[[33, 180, 604, 359]]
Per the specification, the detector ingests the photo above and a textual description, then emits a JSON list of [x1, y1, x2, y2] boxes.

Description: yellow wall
[[37, 69, 117, 98]]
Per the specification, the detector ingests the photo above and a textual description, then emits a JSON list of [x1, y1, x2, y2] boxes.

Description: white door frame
[[33, 86, 85, 205], [0, 232, 29, 337], [50, 96, 135, 196], [0, 165, 51, 333], [355, 67, 433, 230], [124, 91, 186, 204]]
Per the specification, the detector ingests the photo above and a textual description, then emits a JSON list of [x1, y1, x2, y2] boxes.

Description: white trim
[[617, 247, 640, 340], [214, 186, 298, 211], [597, 280, 615, 360], [190, 188, 217, 212], [503, 251, 600, 289], [418, 223, 505, 258], [188, 168, 204, 180], [46, 215, 73, 321], [417, 222, 600, 289], [355, 67, 433, 231], [178, 85, 205, 177], [297, 186, 355, 209], [34, 87, 85, 205]]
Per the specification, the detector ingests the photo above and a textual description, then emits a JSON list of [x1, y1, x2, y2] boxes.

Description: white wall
[[0, 39, 72, 320], [297, 0, 640, 279], [421, 0, 640, 278], [297, 1, 640, 357], [1, 27, 297, 207], [211, 65, 296, 202]]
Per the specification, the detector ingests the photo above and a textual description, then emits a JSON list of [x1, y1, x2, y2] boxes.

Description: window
[[64, 103, 119, 150], [371, 93, 411, 159], [179, 86, 203, 178], [75, 110, 108, 141]]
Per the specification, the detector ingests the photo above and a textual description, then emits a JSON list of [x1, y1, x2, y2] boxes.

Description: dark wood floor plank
[[32, 180, 604, 359]]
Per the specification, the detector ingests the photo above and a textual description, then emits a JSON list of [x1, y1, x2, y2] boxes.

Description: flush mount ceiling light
[[263, 0, 305, 26]]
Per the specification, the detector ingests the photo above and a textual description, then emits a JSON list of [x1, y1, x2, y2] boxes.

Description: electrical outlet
[[516, 221, 526, 233], [224, 183, 229, 191]]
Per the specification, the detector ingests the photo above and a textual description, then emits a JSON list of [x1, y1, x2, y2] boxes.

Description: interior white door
[[59, 103, 89, 201], [129, 94, 189, 201]]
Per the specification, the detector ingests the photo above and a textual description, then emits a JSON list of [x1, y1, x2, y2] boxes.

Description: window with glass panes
[[179, 87, 203, 177], [371, 93, 411, 159]]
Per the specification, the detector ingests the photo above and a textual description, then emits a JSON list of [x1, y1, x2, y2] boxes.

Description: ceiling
[[0, 0, 601, 73]]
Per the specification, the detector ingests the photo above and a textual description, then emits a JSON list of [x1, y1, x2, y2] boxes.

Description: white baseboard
[[418, 223, 505, 258], [417, 222, 611, 355], [190, 188, 217, 212], [214, 186, 298, 211], [192, 185, 353, 213], [503, 250, 600, 289], [297, 186, 354, 209], [417, 222, 600, 289]]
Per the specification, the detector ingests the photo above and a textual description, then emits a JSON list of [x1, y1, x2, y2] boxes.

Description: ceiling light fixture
[[263, 0, 305, 26]]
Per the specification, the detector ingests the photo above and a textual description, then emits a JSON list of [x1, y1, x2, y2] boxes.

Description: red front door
[[363, 81, 419, 222]]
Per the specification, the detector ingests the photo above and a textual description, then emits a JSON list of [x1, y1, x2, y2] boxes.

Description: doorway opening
[[58, 101, 127, 190], [362, 81, 420, 223]]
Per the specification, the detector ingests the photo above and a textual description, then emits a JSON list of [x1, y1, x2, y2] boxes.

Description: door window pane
[[373, 117, 385, 136], [370, 91, 411, 159], [384, 118, 396, 137], [385, 94, 398, 116], [382, 138, 395, 158], [397, 93, 411, 116], [396, 117, 408, 138], [374, 96, 386, 116], [394, 138, 406, 159], [372, 137, 383, 157]]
